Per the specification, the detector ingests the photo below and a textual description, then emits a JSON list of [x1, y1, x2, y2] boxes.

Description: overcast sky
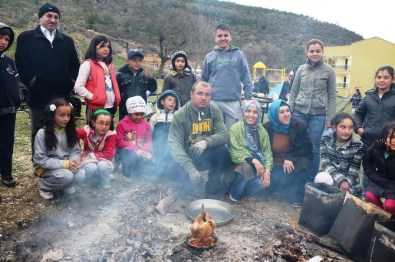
[[223, 0, 395, 44]]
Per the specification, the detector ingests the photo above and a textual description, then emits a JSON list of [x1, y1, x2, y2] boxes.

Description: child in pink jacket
[[116, 96, 152, 182]]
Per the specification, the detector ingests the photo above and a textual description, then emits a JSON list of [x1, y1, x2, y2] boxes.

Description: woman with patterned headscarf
[[263, 100, 312, 207], [227, 100, 273, 201]]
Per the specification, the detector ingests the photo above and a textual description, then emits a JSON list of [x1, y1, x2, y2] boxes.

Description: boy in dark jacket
[[116, 49, 157, 120], [0, 22, 22, 187]]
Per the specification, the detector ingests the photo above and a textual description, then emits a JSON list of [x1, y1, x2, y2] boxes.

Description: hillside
[[0, 0, 363, 74]]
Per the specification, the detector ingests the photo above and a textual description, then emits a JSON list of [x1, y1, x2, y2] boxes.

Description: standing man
[[15, 3, 80, 149], [168, 81, 229, 195], [201, 23, 254, 130]]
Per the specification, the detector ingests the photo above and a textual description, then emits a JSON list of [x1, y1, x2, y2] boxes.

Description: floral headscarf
[[268, 99, 291, 134]]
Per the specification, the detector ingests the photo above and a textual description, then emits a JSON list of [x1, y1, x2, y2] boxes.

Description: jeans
[[229, 173, 264, 200], [292, 111, 326, 181], [270, 166, 307, 203]]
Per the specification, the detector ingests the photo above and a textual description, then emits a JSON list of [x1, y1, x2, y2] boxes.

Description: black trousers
[[0, 113, 16, 180]]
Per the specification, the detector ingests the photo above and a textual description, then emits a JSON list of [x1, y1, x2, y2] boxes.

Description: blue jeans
[[292, 111, 326, 181], [229, 173, 265, 201], [270, 166, 307, 203]]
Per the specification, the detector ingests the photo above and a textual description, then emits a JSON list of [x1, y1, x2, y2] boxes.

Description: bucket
[[367, 220, 395, 262], [298, 183, 346, 236], [328, 194, 392, 259]]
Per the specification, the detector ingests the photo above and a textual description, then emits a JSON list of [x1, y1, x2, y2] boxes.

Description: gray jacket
[[201, 45, 253, 101], [33, 128, 81, 171], [289, 59, 336, 125]]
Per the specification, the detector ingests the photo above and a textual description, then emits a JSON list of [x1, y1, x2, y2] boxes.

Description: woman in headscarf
[[263, 100, 313, 207], [228, 100, 273, 201]]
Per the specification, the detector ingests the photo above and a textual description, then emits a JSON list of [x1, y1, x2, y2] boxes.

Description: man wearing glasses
[[168, 81, 229, 195]]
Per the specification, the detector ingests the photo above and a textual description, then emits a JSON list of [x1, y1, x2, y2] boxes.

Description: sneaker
[[229, 193, 239, 202], [122, 176, 133, 183], [63, 187, 76, 195], [108, 173, 116, 181], [39, 189, 54, 200], [290, 202, 302, 208], [100, 180, 111, 189], [2, 178, 17, 188]]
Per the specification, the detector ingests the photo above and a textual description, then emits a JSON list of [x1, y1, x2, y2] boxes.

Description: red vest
[[85, 59, 121, 110]]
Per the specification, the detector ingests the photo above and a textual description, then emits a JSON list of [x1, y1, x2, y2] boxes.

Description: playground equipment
[[253, 62, 286, 88]]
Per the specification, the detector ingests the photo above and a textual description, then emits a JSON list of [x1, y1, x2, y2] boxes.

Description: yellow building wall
[[325, 38, 395, 97]]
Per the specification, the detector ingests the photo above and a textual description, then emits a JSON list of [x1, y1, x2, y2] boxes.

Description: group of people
[[1, 3, 395, 217]]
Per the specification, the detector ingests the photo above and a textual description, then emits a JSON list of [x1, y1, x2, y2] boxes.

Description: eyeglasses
[[194, 91, 211, 97], [95, 121, 111, 127]]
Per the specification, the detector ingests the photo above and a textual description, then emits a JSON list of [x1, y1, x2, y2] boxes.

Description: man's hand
[[189, 140, 208, 158], [188, 168, 202, 184]]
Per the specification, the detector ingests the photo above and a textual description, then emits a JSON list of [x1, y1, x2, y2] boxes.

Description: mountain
[[1, 0, 363, 74]]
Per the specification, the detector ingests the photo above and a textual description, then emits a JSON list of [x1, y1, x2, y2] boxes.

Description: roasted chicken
[[190, 203, 216, 241]]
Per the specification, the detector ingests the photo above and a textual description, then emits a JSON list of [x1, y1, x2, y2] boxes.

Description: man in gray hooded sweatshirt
[[201, 23, 253, 130]]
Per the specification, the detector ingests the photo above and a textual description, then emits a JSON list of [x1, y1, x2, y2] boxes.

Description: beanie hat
[[128, 49, 144, 59], [171, 50, 188, 71], [126, 96, 148, 114], [38, 3, 60, 18]]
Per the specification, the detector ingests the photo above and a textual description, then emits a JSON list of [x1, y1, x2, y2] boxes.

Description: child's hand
[[136, 150, 152, 159], [69, 159, 80, 173], [125, 131, 136, 142]]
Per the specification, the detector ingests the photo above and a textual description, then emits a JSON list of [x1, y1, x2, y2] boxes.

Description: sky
[[224, 0, 395, 44]]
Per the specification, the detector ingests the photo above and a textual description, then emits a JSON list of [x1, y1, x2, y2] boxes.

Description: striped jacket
[[319, 133, 363, 196]]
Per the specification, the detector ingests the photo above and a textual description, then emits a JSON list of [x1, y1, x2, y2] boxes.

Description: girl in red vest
[[74, 35, 120, 124]]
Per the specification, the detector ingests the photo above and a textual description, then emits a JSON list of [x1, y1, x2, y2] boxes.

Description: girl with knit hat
[[163, 50, 197, 106], [116, 96, 152, 182], [263, 100, 312, 208]]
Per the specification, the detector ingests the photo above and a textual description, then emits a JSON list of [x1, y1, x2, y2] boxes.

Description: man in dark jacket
[[15, 3, 80, 148], [116, 49, 157, 120], [0, 22, 22, 187]]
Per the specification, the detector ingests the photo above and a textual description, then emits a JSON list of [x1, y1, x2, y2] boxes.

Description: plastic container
[[298, 183, 346, 236]]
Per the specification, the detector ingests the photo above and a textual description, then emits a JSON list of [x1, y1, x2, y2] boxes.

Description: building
[[324, 37, 395, 97]]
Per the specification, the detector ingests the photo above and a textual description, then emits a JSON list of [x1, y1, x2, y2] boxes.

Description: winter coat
[[15, 26, 80, 109], [116, 116, 152, 153], [264, 118, 312, 173], [363, 144, 395, 198], [0, 23, 21, 112], [33, 128, 81, 176], [168, 101, 228, 172], [149, 90, 180, 156], [162, 69, 196, 106], [116, 65, 157, 117], [76, 126, 116, 162], [201, 44, 253, 101], [229, 120, 273, 172], [320, 132, 363, 196], [288, 59, 336, 125], [353, 87, 395, 149]]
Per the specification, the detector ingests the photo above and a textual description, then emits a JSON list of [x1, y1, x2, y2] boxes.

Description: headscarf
[[242, 100, 265, 164], [268, 99, 291, 134]]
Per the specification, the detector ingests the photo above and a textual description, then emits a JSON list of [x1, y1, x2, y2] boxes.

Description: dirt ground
[[0, 169, 354, 262]]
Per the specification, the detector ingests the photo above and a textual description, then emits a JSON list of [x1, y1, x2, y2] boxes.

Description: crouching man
[[168, 81, 229, 194]]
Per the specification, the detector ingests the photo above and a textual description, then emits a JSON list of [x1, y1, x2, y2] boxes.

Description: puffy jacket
[[353, 87, 395, 149], [162, 68, 196, 106]]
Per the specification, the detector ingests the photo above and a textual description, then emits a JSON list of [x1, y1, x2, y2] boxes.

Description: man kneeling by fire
[[168, 81, 229, 194]]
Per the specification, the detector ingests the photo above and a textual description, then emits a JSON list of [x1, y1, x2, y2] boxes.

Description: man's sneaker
[[1, 178, 17, 188], [229, 193, 239, 202], [63, 187, 76, 195], [290, 202, 302, 208], [39, 189, 54, 200]]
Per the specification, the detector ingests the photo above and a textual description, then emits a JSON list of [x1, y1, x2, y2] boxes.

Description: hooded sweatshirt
[[0, 22, 21, 110], [201, 44, 253, 101]]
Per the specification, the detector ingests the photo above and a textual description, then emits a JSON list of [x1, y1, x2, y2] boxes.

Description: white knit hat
[[126, 96, 147, 114]]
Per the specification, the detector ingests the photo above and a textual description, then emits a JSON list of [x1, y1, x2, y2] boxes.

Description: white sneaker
[[229, 193, 239, 202], [39, 189, 54, 200], [122, 176, 133, 183], [63, 187, 76, 195]]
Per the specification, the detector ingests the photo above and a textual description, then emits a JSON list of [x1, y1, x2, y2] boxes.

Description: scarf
[[268, 99, 291, 134]]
